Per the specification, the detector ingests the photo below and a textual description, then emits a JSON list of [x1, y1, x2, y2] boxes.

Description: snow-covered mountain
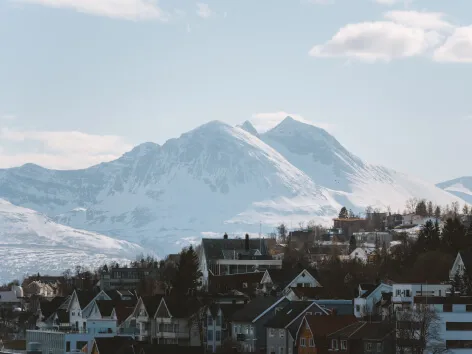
[[437, 177, 472, 204], [0, 117, 465, 258], [0, 199, 146, 282]]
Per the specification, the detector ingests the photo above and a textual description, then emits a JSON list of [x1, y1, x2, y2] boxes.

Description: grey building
[[265, 301, 329, 354], [231, 296, 290, 353], [99, 268, 158, 291]]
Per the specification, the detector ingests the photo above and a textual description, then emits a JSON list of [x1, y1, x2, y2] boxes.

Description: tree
[[427, 201, 434, 217], [396, 305, 447, 354], [349, 235, 357, 253], [441, 218, 466, 254], [172, 246, 202, 297], [415, 200, 428, 217], [405, 198, 419, 214], [276, 223, 288, 243], [452, 201, 460, 217], [464, 204, 470, 216], [434, 206, 441, 219], [339, 207, 348, 219]]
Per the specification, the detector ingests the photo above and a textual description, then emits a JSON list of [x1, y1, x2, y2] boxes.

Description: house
[[385, 214, 403, 229], [208, 272, 265, 295], [295, 315, 357, 354], [261, 269, 322, 296], [391, 283, 450, 311], [265, 301, 329, 354], [450, 250, 472, 280], [100, 267, 158, 291], [402, 214, 422, 226], [353, 283, 393, 319], [204, 303, 245, 353], [349, 247, 375, 263], [409, 296, 472, 353], [327, 321, 395, 354], [0, 286, 23, 310], [332, 218, 367, 238], [231, 296, 290, 352], [123, 295, 202, 346], [353, 232, 392, 246], [200, 234, 282, 289]]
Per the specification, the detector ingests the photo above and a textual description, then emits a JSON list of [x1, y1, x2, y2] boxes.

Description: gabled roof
[[141, 295, 164, 318], [289, 287, 350, 300], [459, 251, 472, 276], [55, 309, 69, 324], [349, 322, 394, 340], [209, 272, 264, 292], [202, 238, 268, 262], [76, 290, 99, 309], [303, 315, 358, 337], [219, 304, 246, 319], [96, 301, 115, 317], [265, 301, 326, 329], [115, 303, 136, 325], [162, 296, 202, 318], [231, 296, 282, 323], [39, 297, 66, 320]]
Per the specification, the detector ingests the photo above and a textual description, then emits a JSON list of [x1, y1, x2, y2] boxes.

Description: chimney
[[223, 233, 228, 240], [245, 234, 250, 251]]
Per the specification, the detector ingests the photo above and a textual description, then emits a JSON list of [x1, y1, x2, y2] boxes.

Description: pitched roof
[[359, 284, 378, 298], [459, 251, 472, 276], [305, 315, 358, 337], [347, 322, 394, 340], [290, 287, 350, 300], [219, 304, 246, 319], [202, 238, 268, 262], [76, 290, 98, 308], [328, 321, 365, 338], [209, 272, 264, 292], [56, 309, 69, 323], [105, 290, 137, 302], [115, 303, 136, 325], [231, 296, 280, 322], [265, 301, 321, 329], [39, 297, 66, 319], [141, 295, 164, 317], [96, 301, 115, 317], [163, 296, 202, 318]]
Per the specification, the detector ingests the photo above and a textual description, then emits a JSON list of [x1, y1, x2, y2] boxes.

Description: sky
[[1, 0, 472, 182]]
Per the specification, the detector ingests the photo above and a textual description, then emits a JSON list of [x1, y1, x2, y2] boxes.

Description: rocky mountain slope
[[0, 117, 464, 257]]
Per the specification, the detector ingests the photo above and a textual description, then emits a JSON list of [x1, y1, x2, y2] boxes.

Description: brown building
[[332, 219, 367, 238]]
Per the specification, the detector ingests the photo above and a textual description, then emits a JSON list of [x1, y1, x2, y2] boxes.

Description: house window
[[444, 304, 453, 312], [377, 343, 382, 352], [279, 347, 284, 354], [270, 328, 276, 337], [288, 348, 292, 354], [466, 305, 472, 312], [208, 315, 213, 326], [270, 347, 276, 354], [365, 342, 372, 352], [234, 325, 240, 334], [309, 338, 315, 347], [332, 339, 338, 350], [341, 340, 347, 349], [355, 305, 360, 312], [279, 329, 284, 338], [216, 330, 221, 341], [300, 338, 306, 347], [208, 330, 213, 341], [249, 326, 254, 335], [405, 290, 411, 297], [244, 325, 249, 334], [216, 315, 221, 326]]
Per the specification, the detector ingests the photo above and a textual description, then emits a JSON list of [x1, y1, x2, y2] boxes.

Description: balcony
[[236, 334, 246, 342]]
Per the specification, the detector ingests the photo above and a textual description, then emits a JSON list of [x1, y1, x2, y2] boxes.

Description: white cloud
[[434, 26, 472, 63], [251, 111, 335, 134], [309, 21, 442, 62], [0, 128, 132, 169], [196, 3, 213, 19], [13, 0, 169, 21], [384, 11, 454, 31], [0, 115, 16, 121]]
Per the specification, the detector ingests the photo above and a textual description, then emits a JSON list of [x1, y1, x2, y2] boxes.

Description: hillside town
[[1, 200, 472, 354]]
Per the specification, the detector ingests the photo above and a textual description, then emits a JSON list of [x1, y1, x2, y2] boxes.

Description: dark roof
[[96, 301, 115, 317], [360, 284, 378, 298], [414, 296, 472, 305], [231, 296, 280, 322], [290, 287, 351, 301], [105, 290, 137, 302], [209, 272, 264, 292], [315, 300, 353, 316], [76, 290, 98, 308], [265, 301, 322, 329], [219, 304, 246, 319], [350, 322, 394, 340], [305, 315, 358, 337], [115, 303, 136, 325], [141, 295, 164, 317], [163, 296, 202, 318], [39, 297, 66, 319], [459, 251, 472, 276], [329, 322, 365, 338], [202, 238, 269, 262], [56, 309, 69, 323], [94, 337, 204, 354]]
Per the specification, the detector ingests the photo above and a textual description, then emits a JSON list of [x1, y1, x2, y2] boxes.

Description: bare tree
[[405, 198, 419, 214], [396, 305, 448, 354]]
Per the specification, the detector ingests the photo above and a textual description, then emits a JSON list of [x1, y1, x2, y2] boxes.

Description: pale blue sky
[[1, 0, 472, 182]]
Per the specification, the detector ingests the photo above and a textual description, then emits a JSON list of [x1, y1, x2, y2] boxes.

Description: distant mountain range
[[0, 117, 467, 266], [437, 177, 472, 204]]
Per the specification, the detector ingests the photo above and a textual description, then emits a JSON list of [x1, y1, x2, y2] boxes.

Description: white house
[[354, 283, 393, 319], [392, 283, 450, 311], [260, 269, 322, 295], [349, 247, 375, 263]]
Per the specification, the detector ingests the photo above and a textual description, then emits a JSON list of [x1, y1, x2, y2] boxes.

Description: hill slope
[[0, 199, 146, 282], [437, 177, 472, 204]]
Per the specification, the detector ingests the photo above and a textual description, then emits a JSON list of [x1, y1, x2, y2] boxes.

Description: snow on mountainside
[[0, 117, 465, 260], [0, 199, 146, 283], [437, 177, 472, 204]]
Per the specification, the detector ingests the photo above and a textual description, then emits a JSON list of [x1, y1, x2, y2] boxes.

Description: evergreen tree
[[442, 218, 466, 254], [465, 222, 472, 250], [427, 201, 434, 217], [430, 220, 441, 250], [339, 207, 348, 219], [434, 206, 441, 219], [415, 200, 428, 217], [172, 246, 202, 297], [349, 235, 357, 253], [451, 270, 463, 295]]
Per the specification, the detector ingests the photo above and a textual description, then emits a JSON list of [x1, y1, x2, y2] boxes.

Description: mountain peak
[[238, 120, 259, 137]]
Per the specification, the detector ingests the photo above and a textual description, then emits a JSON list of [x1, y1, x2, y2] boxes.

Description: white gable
[[285, 270, 321, 290]]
